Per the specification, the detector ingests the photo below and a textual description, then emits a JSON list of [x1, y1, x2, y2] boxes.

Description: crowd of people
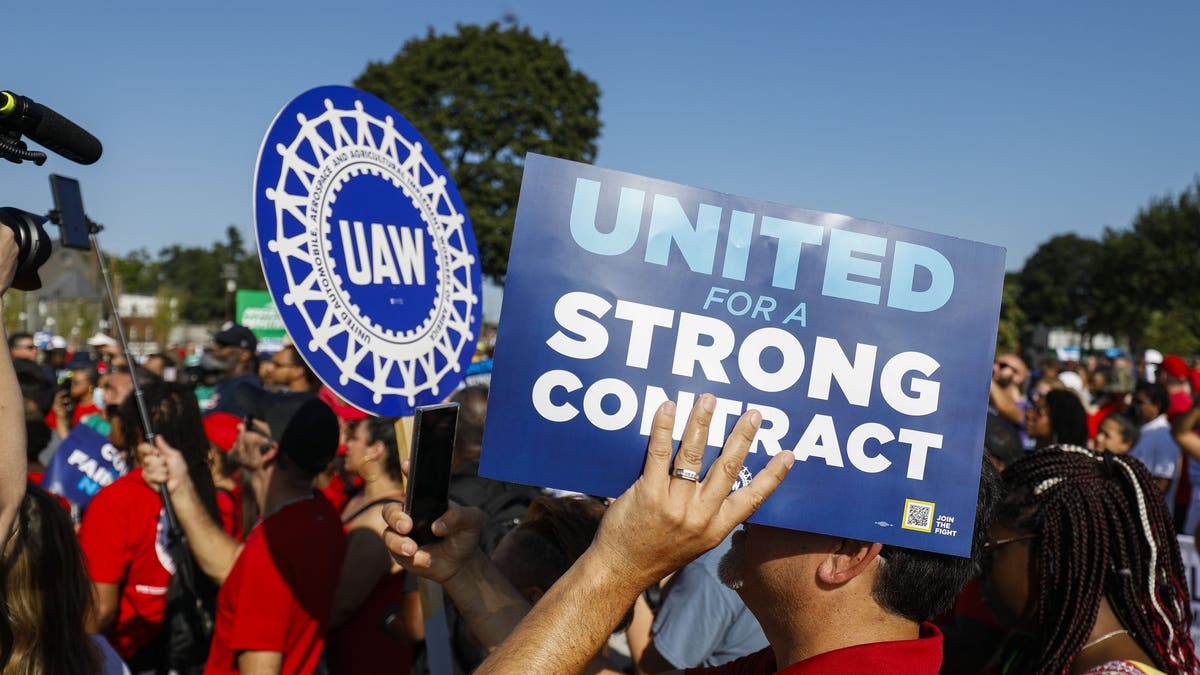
[[1, 209, 1200, 675]]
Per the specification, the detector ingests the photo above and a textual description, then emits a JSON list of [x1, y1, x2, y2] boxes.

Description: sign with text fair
[[481, 154, 1005, 556]]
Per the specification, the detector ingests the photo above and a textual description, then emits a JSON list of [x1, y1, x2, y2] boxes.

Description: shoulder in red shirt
[[78, 468, 174, 659], [688, 623, 942, 675], [205, 495, 346, 675]]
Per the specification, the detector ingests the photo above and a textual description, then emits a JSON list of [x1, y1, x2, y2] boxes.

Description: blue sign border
[[253, 85, 483, 416]]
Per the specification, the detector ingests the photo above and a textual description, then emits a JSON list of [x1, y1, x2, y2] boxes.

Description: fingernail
[[401, 541, 417, 556], [780, 450, 795, 468], [432, 521, 445, 536], [700, 394, 716, 412], [661, 400, 676, 416], [746, 409, 762, 427]]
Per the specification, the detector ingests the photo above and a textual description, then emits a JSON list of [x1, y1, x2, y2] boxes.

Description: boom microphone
[[0, 91, 102, 165]]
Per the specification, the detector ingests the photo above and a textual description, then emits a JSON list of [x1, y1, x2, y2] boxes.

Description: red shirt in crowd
[[216, 485, 245, 541], [78, 468, 174, 659], [46, 400, 102, 431], [204, 495, 346, 675], [687, 623, 942, 675]]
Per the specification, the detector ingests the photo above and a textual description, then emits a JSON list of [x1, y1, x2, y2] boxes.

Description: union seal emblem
[[254, 85, 482, 416]]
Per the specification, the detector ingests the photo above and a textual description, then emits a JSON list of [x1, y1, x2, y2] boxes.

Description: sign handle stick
[[394, 415, 454, 674]]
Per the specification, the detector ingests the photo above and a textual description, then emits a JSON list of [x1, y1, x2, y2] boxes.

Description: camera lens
[[0, 207, 52, 291]]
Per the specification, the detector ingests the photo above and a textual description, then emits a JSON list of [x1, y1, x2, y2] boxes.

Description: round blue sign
[[254, 85, 482, 416]]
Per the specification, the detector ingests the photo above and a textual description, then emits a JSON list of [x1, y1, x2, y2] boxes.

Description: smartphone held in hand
[[404, 402, 459, 546]]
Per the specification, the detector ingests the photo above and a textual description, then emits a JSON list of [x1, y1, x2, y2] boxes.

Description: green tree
[[996, 272, 1026, 354], [355, 21, 602, 280], [1091, 179, 1200, 349], [119, 226, 266, 324], [1016, 233, 1101, 333]]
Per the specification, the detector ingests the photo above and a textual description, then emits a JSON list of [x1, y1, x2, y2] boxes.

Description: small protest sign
[[42, 424, 127, 509], [253, 85, 483, 416], [480, 154, 1005, 556]]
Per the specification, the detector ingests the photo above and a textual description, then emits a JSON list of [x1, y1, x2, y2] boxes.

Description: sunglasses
[[242, 414, 271, 438]]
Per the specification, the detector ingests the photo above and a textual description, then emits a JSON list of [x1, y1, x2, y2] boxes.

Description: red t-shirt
[[216, 485, 245, 541], [78, 468, 174, 659], [205, 495, 346, 674], [688, 623, 942, 675], [46, 401, 102, 431]]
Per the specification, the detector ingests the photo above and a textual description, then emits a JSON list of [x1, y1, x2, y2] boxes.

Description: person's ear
[[816, 539, 884, 585]]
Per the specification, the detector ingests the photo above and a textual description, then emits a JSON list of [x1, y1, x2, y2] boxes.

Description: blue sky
[[3, 1, 1196, 271]]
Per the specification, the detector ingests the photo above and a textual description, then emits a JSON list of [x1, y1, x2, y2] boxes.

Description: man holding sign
[[424, 396, 996, 674]]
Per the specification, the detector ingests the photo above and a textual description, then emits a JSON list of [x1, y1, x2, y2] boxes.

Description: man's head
[[993, 354, 1027, 388], [720, 461, 1000, 630], [449, 384, 489, 467], [8, 332, 37, 362], [1132, 380, 1169, 424], [143, 353, 173, 379], [232, 384, 339, 479], [983, 412, 1024, 471], [210, 322, 258, 378], [102, 365, 154, 411], [491, 496, 606, 604], [269, 345, 320, 392]]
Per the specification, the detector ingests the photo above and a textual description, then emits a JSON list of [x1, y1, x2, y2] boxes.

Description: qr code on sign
[[901, 499, 935, 533]]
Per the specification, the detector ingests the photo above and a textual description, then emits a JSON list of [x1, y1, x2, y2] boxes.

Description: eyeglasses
[[982, 534, 1037, 552]]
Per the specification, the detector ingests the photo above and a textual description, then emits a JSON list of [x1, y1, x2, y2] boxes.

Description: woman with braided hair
[[982, 444, 1197, 675]]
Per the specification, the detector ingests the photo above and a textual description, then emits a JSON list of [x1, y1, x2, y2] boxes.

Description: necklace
[[1080, 629, 1128, 652]]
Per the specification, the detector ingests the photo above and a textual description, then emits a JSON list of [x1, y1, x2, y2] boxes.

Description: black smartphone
[[404, 402, 459, 546], [49, 174, 91, 250]]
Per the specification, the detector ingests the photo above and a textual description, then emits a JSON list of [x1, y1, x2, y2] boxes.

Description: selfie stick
[[79, 217, 182, 533]]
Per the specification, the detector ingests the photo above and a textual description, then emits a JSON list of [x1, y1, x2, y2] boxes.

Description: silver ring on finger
[[672, 468, 700, 482]]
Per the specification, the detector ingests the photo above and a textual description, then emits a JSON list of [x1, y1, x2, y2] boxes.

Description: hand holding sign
[[593, 395, 794, 590]]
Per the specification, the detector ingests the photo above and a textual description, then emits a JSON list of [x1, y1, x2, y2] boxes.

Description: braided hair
[[996, 445, 1197, 674]]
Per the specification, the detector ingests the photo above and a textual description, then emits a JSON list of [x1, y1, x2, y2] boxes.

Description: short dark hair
[[449, 385, 488, 464], [1135, 380, 1170, 418], [280, 345, 320, 390], [7, 332, 33, 350], [495, 496, 606, 592], [872, 460, 1000, 622], [1101, 412, 1140, 446]]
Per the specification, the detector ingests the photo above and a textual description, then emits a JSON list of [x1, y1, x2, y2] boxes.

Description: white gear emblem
[[260, 96, 478, 407]]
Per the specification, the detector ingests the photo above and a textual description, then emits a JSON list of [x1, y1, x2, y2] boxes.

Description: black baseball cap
[[214, 322, 257, 352], [235, 383, 338, 476], [983, 412, 1024, 467]]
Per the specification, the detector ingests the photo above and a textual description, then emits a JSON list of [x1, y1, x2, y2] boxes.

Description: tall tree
[[1016, 233, 1101, 333], [355, 21, 602, 280], [1091, 180, 1200, 349]]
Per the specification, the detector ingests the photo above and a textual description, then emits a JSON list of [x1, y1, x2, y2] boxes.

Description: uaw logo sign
[[254, 85, 482, 416]]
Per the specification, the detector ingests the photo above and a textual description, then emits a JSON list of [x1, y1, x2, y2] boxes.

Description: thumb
[[154, 435, 183, 460]]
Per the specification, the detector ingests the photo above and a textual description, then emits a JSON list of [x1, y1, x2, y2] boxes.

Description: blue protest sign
[[254, 85, 483, 416], [481, 155, 1006, 556], [43, 424, 127, 509]]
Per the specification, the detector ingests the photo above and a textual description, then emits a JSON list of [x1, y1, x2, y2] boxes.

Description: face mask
[[93, 387, 106, 410]]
